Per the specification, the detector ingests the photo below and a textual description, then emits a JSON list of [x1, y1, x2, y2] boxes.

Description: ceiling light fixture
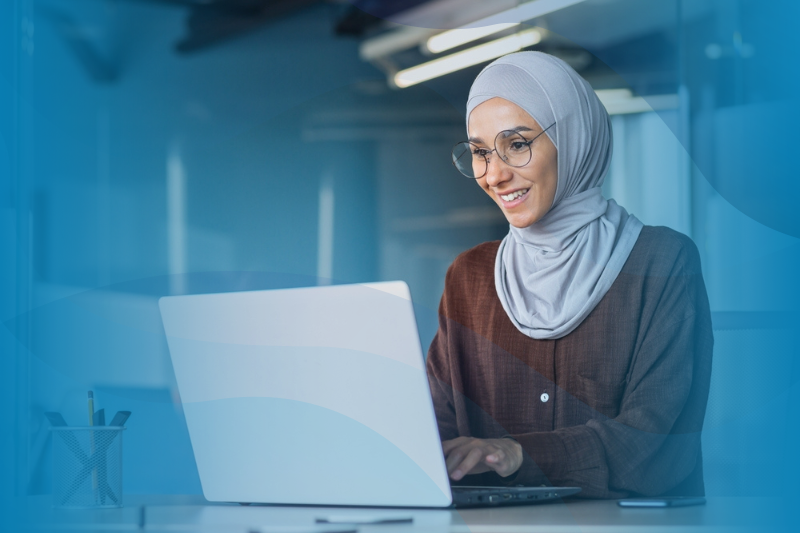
[[424, 0, 587, 55], [426, 23, 520, 54], [394, 29, 542, 88], [360, 26, 437, 61]]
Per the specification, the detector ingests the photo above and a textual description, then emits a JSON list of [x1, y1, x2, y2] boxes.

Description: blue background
[[1, 0, 798, 529]]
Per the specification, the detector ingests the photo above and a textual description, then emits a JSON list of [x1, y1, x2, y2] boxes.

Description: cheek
[[546, 165, 558, 202], [523, 165, 557, 215], [538, 153, 558, 202]]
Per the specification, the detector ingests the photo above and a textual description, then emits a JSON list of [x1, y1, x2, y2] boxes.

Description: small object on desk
[[87, 391, 99, 502], [87, 391, 95, 426], [109, 411, 131, 427], [618, 497, 706, 508], [248, 529, 358, 533], [47, 406, 124, 508], [316, 515, 413, 525]]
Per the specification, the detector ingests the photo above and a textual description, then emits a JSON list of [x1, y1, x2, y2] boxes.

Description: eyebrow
[[468, 126, 536, 144]]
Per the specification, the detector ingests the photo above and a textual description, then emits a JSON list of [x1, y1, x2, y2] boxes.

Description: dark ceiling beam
[[175, 0, 322, 53], [334, 0, 431, 36]]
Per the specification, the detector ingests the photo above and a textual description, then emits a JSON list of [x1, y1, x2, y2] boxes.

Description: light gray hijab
[[466, 51, 643, 340]]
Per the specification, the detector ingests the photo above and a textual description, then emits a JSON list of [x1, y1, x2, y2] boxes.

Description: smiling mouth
[[499, 189, 529, 202]]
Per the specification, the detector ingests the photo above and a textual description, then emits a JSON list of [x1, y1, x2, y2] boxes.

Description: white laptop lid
[[159, 281, 453, 507]]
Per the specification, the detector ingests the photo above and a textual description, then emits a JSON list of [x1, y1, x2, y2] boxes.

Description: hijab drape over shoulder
[[466, 51, 643, 339]]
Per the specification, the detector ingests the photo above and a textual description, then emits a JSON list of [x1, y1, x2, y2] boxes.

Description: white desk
[[17, 494, 787, 532]]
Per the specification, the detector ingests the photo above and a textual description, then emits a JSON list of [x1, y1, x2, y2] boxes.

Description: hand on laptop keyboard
[[442, 437, 523, 481]]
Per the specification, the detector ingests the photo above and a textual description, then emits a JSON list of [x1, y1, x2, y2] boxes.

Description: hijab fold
[[466, 52, 643, 340]]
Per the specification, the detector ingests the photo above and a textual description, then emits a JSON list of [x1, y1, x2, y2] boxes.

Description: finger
[[445, 450, 463, 473], [442, 438, 468, 454], [451, 447, 485, 481], [445, 443, 471, 473], [484, 447, 505, 465], [488, 442, 521, 477], [456, 447, 488, 479]]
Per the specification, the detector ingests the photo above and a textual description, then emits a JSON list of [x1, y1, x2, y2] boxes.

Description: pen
[[88, 391, 98, 502]]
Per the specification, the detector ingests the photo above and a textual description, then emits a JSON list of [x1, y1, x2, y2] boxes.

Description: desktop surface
[[14, 493, 791, 532]]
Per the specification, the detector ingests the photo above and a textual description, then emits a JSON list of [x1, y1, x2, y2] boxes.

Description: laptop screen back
[[159, 281, 452, 507]]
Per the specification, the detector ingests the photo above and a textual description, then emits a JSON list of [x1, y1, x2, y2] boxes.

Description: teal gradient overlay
[[0, 0, 799, 531]]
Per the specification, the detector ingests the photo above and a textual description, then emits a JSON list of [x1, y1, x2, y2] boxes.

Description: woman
[[426, 51, 713, 499]]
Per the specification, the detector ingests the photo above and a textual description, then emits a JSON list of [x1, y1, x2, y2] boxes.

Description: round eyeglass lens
[[452, 142, 487, 179], [495, 130, 533, 168]]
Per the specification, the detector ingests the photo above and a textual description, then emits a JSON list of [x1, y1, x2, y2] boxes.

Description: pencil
[[88, 391, 98, 502]]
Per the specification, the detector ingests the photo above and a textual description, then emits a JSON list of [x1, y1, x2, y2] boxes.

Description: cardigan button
[[540, 392, 550, 403]]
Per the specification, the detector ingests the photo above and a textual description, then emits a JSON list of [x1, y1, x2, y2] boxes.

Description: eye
[[472, 148, 491, 158], [509, 140, 531, 152]]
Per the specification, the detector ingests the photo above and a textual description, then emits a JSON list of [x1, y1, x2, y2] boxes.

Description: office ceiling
[[134, 0, 434, 51], [136, 0, 706, 54]]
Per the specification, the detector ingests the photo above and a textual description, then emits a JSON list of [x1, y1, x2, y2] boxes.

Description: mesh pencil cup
[[51, 426, 125, 508]]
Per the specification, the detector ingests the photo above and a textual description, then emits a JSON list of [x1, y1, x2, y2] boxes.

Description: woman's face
[[468, 97, 558, 228]]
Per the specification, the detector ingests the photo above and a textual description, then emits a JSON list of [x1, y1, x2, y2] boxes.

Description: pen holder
[[50, 427, 125, 509]]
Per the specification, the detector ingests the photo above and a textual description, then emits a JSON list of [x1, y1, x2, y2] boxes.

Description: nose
[[483, 152, 512, 188]]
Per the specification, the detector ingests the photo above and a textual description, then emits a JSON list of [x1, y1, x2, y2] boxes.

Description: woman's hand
[[442, 437, 523, 481]]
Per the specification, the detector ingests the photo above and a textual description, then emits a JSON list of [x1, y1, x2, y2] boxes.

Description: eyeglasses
[[451, 122, 556, 179]]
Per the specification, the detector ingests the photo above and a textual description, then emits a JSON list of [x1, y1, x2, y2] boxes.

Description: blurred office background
[[1, 0, 798, 501]]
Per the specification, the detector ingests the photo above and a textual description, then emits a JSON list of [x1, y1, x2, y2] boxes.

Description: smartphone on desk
[[618, 497, 706, 508]]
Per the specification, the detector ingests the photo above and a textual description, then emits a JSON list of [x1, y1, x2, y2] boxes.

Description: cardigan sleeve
[[505, 239, 714, 498], [426, 266, 461, 443], [427, 325, 460, 442]]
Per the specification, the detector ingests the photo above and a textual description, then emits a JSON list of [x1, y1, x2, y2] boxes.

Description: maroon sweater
[[426, 226, 713, 498]]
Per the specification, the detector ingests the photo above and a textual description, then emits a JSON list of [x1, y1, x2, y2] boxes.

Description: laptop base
[[452, 486, 581, 508]]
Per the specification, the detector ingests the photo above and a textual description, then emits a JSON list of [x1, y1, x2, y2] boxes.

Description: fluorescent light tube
[[426, 23, 520, 54], [361, 0, 586, 63], [394, 30, 541, 88], [360, 26, 436, 61]]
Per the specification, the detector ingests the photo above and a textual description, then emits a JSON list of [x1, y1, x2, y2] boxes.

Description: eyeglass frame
[[451, 122, 556, 179]]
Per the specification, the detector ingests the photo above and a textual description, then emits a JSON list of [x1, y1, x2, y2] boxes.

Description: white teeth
[[500, 189, 529, 202]]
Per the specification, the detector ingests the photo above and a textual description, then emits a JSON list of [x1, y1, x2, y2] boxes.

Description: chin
[[504, 212, 540, 229]]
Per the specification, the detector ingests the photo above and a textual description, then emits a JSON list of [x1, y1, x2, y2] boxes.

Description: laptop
[[159, 281, 580, 508]]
